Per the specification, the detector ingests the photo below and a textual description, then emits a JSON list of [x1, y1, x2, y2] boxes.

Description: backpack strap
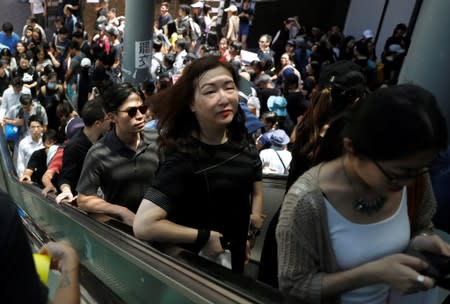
[[406, 175, 425, 229]]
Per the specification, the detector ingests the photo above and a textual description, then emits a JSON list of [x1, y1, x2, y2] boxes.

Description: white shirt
[[325, 188, 410, 304], [259, 148, 292, 175], [0, 86, 31, 120], [16, 134, 43, 177], [173, 49, 187, 74]]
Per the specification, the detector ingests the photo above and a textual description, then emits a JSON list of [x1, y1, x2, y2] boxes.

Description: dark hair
[[394, 23, 407, 33], [163, 52, 175, 67], [153, 39, 162, 52], [0, 48, 12, 58], [102, 82, 143, 113], [20, 94, 33, 105], [179, 4, 191, 15], [203, 4, 211, 14], [43, 128, 58, 143], [176, 39, 187, 51], [75, 21, 85, 30], [11, 76, 23, 86], [56, 100, 73, 120], [72, 31, 83, 39], [345, 84, 448, 160], [28, 114, 44, 127], [150, 56, 246, 153], [69, 40, 80, 50], [2, 22, 13, 33], [157, 72, 173, 90], [18, 52, 30, 61], [230, 41, 242, 53], [28, 16, 38, 23], [81, 97, 106, 127], [58, 27, 68, 35], [54, 16, 64, 25], [287, 61, 367, 189], [262, 111, 278, 127], [45, 72, 57, 82], [140, 80, 155, 96]]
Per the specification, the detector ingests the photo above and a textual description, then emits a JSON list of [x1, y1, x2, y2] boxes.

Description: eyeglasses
[[372, 159, 429, 184], [116, 105, 148, 118]]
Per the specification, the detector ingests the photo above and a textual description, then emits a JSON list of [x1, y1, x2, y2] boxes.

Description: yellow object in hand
[[33, 253, 51, 285]]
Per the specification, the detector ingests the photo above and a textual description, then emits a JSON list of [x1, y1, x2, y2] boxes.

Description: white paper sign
[[240, 50, 259, 65], [135, 40, 151, 69]]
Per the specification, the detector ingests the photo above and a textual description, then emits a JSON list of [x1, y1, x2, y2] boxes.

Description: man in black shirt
[[56, 98, 111, 204], [76, 83, 159, 226]]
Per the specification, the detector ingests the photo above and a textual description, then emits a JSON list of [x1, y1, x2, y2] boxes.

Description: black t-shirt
[[0, 192, 48, 303], [144, 139, 262, 272], [59, 128, 93, 193], [238, 7, 254, 25], [0, 73, 11, 96], [27, 148, 47, 187], [285, 91, 308, 123]]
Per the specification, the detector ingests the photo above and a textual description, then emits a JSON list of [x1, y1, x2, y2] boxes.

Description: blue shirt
[[0, 31, 20, 54]]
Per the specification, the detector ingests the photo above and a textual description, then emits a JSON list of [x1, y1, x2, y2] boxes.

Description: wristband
[[195, 229, 210, 249]]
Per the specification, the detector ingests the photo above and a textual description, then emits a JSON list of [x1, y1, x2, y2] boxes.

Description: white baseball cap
[[363, 29, 374, 39], [191, 1, 204, 8], [224, 4, 238, 12], [81, 58, 92, 68]]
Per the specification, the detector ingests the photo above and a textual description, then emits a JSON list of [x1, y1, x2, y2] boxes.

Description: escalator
[[0, 127, 286, 304]]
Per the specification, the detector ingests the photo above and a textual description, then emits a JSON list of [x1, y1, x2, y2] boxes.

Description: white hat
[[191, 1, 204, 8], [81, 57, 92, 68], [224, 4, 238, 12], [363, 29, 374, 39]]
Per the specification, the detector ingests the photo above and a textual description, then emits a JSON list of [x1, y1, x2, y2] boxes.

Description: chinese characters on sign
[[135, 40, 151, 69]]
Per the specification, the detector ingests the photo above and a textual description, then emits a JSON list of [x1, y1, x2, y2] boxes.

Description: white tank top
[[325, 187, 410, 304]]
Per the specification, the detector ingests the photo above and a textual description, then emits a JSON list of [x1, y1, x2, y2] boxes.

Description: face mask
[[47, 82, 57, 90]]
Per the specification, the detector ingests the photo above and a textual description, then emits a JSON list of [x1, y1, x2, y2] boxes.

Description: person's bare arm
[[134, 199, 197, 242], [250, 181, 265, 229], [40, 241, 79, 304], [20, 168, 34, 183], [320, 254, 434, 299], [134, 199, 224, 256], [41, 170, 57, 196], [77, 193, 135, 226]]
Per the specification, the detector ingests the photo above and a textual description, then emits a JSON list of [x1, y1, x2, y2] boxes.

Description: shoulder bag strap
[[274, 150, 288, 175]]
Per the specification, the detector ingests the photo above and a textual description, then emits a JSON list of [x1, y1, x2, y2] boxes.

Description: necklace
[[341, 157, 386, 215]]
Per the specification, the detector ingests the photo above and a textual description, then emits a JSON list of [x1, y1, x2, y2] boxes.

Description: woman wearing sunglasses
[[277, 84, 450, 303], [134, 56, 263, 273]]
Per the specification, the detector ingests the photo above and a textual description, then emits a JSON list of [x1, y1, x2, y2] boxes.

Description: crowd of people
[[0, 0, 449, 303]]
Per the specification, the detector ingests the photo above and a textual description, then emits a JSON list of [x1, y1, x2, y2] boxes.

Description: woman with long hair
[[277, 84, 449, 303], [134, 56, 264, 273], [258, 60, 367, 288]]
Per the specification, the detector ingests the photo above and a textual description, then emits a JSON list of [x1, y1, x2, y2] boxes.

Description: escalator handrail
[[0, 128, 284, 304]]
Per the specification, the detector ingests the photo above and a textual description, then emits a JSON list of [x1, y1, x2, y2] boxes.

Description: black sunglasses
[[116, 105, 148, 118], [372, 159, 429, 184]]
